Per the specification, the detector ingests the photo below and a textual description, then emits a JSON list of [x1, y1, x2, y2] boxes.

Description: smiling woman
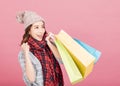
[[16, 11, 64, 86], [29, 22, 45, 41], [21, 21, 46, 45]]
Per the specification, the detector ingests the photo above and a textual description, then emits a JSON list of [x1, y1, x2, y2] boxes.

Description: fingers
[[49, 32, 54, 39], [46, 32, 56, 42], [21, 42, 30, 53], [45, 32, 56, 46], [21, 43, 29, 48], [49, 32, 56, 41], [45, 36, 49, 42]]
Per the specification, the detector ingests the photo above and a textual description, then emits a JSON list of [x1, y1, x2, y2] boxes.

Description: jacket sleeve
[[18, 51, 43, 86]]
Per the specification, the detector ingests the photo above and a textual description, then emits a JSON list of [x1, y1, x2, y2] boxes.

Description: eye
[[35, 26, 39, 29]]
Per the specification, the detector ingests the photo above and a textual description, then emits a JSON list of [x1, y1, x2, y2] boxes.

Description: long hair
[[21, 21, 46, 45]]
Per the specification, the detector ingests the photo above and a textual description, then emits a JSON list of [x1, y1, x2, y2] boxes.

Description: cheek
[[29, 30, 35, 37], [44, 30, 45, 33], [42, 29, 45, 33]]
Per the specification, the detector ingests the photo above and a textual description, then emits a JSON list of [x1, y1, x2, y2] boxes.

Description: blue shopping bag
[[74, 38, 101, 63]]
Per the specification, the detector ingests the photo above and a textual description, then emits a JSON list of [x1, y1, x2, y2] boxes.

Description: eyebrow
[[33, 25, 39, 27]]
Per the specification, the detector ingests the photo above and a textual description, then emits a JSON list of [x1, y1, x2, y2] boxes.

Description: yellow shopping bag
[[55, 30, 95, 78], [55, 38, 83, 84]]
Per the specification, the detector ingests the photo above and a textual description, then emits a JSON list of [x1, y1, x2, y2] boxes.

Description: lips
[[37, 34, 42, 37]]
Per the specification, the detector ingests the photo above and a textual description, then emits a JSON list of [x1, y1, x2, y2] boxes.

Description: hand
[[21, 42, 30, 54], [46, 32, 56, 44]]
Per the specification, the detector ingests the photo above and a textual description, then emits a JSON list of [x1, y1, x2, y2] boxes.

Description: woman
[[16, 11, 64, 86]]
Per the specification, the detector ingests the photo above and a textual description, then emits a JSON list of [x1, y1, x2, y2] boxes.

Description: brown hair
[[21, 21, 46, 45], [21, 25, 32, 45]]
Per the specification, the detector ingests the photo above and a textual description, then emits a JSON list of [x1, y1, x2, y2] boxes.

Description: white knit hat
[[16, 10, 44, 29]]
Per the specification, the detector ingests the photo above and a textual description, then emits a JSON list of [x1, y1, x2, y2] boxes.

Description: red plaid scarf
[[27, 32, 64, 86]]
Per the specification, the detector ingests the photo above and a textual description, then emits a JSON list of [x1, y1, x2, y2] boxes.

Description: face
[[29, 21, 45, 41]]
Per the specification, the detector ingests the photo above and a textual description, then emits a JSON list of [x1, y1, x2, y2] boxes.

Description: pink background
[[0, 0, 120, 86]]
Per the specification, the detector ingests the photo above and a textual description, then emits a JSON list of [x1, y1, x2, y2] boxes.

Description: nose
[[38, 28, 44, 33]]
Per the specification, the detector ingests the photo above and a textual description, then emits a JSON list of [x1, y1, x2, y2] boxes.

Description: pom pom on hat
[[16, 10, 44, 29], [16, 11, 25, 23]]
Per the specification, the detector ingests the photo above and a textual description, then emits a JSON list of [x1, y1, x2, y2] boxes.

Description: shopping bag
[[55, 30, 95, 78], [74, 38, 101, 63], [55, 38, 83, 84]]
